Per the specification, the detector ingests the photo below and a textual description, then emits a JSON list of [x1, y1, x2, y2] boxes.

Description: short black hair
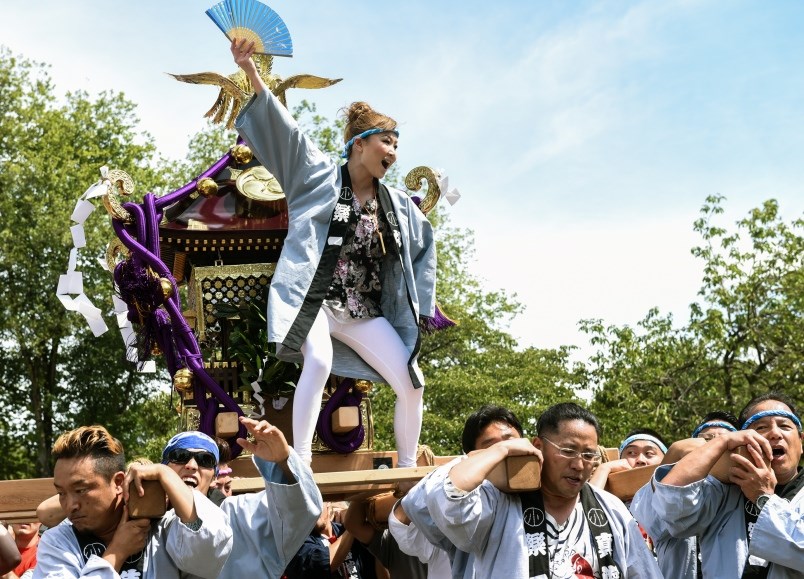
[[738, 392, 798, 428], [461, 405, 524, 454], [622, 427, 669, 450], [700, 410, 738, 428], [536, 403, 601, 440]]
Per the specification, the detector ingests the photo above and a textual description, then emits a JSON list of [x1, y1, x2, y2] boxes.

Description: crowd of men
[[0, 392, 801, 578]]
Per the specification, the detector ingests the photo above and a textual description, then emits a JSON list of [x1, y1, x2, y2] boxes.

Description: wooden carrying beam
[[230, 465, 438, 499], [0, 478, 56, 523], [487, 455, 541, 493], [0, 457, 668, 519], [604, 464, 658, 502]]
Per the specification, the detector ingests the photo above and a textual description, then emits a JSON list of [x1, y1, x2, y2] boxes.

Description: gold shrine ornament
[[231, 143, 254, 164], [173, 368, 194, 392], [105, 239, 130, 273], [196, 178, 219, 198], [404, 166, 442, 215], [354, 380, 373, 394], [102, 169, 135, 223], [160, 277, 175, 300], [235, 166, 284, 202]]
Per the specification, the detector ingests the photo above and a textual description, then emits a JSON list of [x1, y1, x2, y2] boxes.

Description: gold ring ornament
[[105, 238, 131, 274]]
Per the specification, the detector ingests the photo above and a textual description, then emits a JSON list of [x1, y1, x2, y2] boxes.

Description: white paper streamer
[[111, 283, 155, 374], [248, 360, 276, 418], [437, 172, 461, 206], [70, 223, 86, 249], [57, 168, 112, 337], [59, 168, 159, 373]]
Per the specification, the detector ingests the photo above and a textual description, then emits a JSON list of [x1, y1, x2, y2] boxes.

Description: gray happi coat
[[651, 464, 804, 578], [236, 90, 436, 387]]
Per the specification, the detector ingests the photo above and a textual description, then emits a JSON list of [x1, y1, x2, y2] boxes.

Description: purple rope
[[315, 378, 365, 453], [122, 201, 148, 243], [155, 149, 236, 209], [111, 219, 247, 451], [104, 139, 259, 454], [143, 193, 161, 256]]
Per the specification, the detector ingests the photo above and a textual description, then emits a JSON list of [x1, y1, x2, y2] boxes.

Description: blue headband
[[619, 434, 668, 457], [741, 409, 802, 432], [340, 128, 399, 159], [161, 431, 220, 471], [692, 421, 737, 439]]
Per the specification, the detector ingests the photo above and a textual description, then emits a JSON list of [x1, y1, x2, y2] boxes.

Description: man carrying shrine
[[421, 402, 661, 578]]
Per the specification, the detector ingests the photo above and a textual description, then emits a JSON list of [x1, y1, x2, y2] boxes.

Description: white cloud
[[472, 212, 703, 351]]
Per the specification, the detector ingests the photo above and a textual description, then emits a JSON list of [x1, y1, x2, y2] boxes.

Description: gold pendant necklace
[[369, 198, 386, 255]]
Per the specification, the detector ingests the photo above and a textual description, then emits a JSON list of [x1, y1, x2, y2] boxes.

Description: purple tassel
[[420, 303, 457, 333], [114, 257, 172, 363]]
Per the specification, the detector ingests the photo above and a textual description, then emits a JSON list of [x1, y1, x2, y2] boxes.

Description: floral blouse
[[324, 196, 389, 320]]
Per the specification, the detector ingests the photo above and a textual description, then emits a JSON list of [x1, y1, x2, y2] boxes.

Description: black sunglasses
[[166, 449, 217, 469]]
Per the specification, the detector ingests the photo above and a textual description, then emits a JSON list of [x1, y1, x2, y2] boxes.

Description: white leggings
[[294, 307, 424, 467]]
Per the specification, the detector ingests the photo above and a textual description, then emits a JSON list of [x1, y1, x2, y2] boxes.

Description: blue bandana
[[619, 434, 668, 457], [161, 431, 220, 467], [340, 127, 399, 159], [741, 409, 802, 432], [691, 421, 737, 439]]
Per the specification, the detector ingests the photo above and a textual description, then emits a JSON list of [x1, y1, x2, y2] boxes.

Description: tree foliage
[[583, 195, 804, 445], [0, 48, 173, 477], [154, 123, 238, 194]]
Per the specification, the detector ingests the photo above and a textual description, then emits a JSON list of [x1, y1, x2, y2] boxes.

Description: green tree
[[690, 195, 804, 405], [583, 196, 804, 445], [126, 391, 182, 462], [0, 48, 172, 477], [581, 309, 719, 445]]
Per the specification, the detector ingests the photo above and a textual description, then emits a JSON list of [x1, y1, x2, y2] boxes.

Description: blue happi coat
[[235, 90, 436, 387]]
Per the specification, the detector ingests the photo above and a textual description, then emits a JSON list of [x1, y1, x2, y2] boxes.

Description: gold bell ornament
[[196, 178, 219, 198], [231, 144, 253, 164], [173, 368, 194, 392]]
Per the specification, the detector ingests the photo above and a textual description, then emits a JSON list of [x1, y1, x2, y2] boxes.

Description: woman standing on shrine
[[231, 38, 436, 468]]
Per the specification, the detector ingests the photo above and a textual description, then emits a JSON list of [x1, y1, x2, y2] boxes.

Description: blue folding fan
[[206, 0, 293, 57]]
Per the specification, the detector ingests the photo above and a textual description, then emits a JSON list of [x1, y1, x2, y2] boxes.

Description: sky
[[3, 0, 804, 356]]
